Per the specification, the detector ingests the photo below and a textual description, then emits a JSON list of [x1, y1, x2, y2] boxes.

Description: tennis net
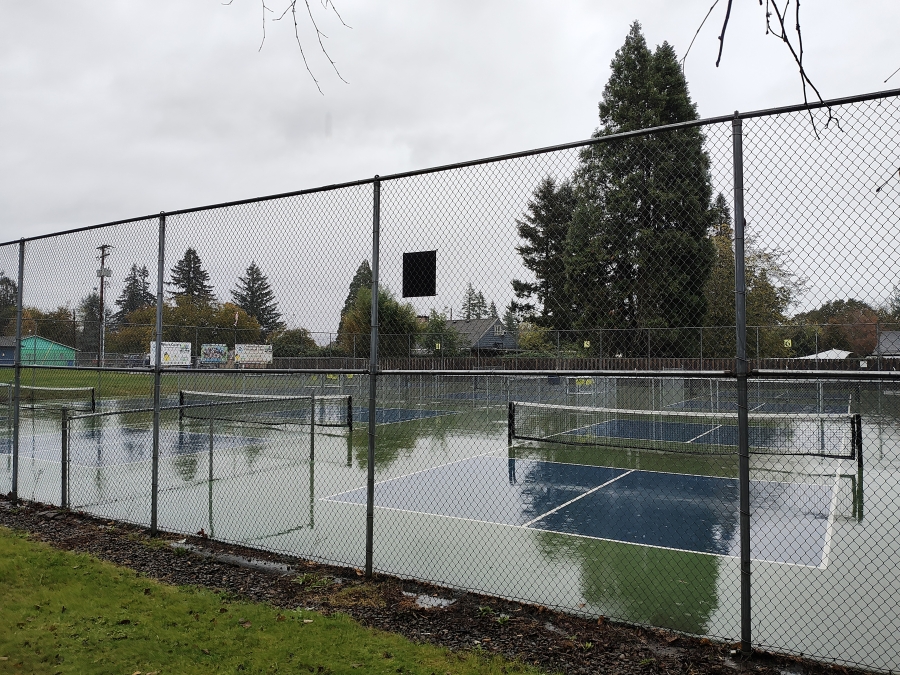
[[0, 384, 96, 412], [509, 401, 862, 460], [179, 390, 352, 428]]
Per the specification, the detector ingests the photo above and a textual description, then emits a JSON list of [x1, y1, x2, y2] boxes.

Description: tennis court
[[326, 454, 836, 568], [0, 374, 892, 671]]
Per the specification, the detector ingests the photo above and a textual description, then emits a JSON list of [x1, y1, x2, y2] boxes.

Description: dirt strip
[[0, 496, 868, 675]]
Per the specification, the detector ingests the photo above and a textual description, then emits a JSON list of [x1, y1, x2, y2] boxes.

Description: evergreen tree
[[338, 261, 373, 334], [564, 22, 715, 357], [460, 283, 477, 320], [474, 291, 488, 319], [460, 283, 490, 320], [0, 271, 17, 335], [512, 177, 577, 330], [113, 264, 155, 325], [168, 248, 214, 304], [231, 262, 284, 334], [76, 291, 109, 354], [488, 301, 498, 319], [502, 302, 520, 334]]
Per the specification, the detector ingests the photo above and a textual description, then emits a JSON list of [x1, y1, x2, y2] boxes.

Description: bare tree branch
[[885, 65, 900, 84], [680, 0, 722, 72], [766, 0, 836, 138], [876, 167, 900, 193], [684, 0, 840, 139], [715, 0, 734, 67], [300, 0, 349, 84], [229, 0, 350, 94]]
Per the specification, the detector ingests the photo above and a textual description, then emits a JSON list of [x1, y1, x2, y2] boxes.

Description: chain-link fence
[[2, 89, 900, 671]]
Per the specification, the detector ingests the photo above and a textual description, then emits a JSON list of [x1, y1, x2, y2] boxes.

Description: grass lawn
[[0, 527, 540, 675]]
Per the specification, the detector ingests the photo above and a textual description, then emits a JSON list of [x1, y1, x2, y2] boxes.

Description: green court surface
[[1, 375, 898, 672]]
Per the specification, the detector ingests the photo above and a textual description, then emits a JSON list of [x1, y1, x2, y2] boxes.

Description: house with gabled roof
[[447, 317, 517, 353]]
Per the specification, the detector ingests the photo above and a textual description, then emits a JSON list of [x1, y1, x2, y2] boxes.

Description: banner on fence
[[235, 343, 272, 365], [149, 341, 192, 367], [200, 343, 228, 364]]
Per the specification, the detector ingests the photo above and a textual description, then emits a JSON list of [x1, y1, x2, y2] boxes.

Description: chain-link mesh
[[2, 91, 899, 672], [736, 97, 900, 670]]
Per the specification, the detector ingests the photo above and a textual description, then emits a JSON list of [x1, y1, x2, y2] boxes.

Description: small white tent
[[796, 349, 852, 360]]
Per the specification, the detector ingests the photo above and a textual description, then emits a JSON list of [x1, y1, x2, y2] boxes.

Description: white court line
[[321, 451, 498, 501], [521, 469, 634, 528], [687, 424, 725, 444], [686, 400, 772, 445], [820, 474, 841, 569]]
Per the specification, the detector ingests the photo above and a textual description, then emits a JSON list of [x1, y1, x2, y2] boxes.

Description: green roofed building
[[20, 336, 76, 366]]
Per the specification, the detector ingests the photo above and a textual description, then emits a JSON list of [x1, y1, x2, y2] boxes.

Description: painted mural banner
[[200, 343, 228, 364]]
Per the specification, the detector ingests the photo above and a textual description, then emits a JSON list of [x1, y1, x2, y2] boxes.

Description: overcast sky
[[1, 1, 898, 242]]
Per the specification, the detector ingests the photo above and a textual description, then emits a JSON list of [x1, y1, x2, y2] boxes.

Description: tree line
[[505, 22, 892, 359], [0, 23, 894, 361]]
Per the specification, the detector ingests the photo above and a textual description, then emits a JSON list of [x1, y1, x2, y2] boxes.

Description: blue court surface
[[669, 398, 850, 415], [326, 456, 835, 568], [566, 419, 782, 448], [352, 407, 457, 425], [0, 428, 264, 467]]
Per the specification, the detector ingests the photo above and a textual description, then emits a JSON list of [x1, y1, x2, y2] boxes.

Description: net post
[[855, 413, 863, 470], [11, 239, 24, 504], [151, 212, 166, 535], [90, 387, 96, 413], [60, 408, 68, 509], [208, 412, 214, 486], [347, 395, 353, 433], [732, 111, 752, 658], [365, 176, 381, 579], [310, 393, 315, 462], [508, 402, 514, 446]]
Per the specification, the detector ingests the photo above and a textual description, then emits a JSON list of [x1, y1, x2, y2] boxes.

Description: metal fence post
[[310, 394, 316, 461], [11, 239, 24, 503], [365, 177, 381, 578], [732, 112, 752, 657], [151, 213, 166, 535], [60, 408, 68, 509]]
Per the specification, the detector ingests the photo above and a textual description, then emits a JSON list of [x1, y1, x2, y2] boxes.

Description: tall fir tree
[[231, 262, 284, 334], [565, 22, 715, 357], [460, 283, 492, 320], [0, 271, 18, 335], [76, 291, 110, 354], [512, 177, 577, 330], [168, 248, 215, 304], [502, 302, 520, 334], [113, 264, 155, 325], [338, 261, 373, 335]]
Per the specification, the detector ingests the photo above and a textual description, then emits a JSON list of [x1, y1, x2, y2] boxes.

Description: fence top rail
[[379, 369, 734, 378], [4, 364, 370, 375], [4, 86, 899, 247], [751, 369, 900, 380]]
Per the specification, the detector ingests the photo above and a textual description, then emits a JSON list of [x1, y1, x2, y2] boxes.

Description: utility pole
[[96, 245, 112, 367]]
